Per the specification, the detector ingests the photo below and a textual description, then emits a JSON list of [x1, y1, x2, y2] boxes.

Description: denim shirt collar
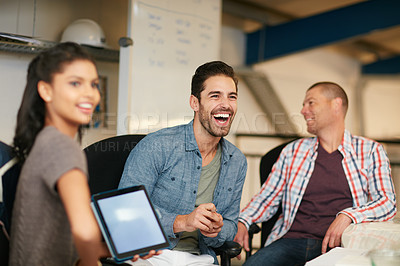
[[184, 120, 233, 164], [184, 120, 199, 152]]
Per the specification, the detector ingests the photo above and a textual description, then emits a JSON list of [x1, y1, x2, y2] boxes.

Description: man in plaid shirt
[[234, 82, 397, 265]]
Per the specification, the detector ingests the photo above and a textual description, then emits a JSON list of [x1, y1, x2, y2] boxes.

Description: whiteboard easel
[[117, 0, 221, 135]]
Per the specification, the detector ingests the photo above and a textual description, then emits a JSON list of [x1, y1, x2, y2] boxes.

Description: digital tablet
[[91, 185, 170, 262]]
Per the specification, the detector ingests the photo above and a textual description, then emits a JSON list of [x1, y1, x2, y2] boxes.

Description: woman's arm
[[57, 169, 162, 265], [57, 169, 106, 266]]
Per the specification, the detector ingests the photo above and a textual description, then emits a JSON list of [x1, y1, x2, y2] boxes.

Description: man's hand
[[199, 209, 223, 237], [322, 214, 352, 253], [233, 221, 249, 260], [173, 203, 223, 238]]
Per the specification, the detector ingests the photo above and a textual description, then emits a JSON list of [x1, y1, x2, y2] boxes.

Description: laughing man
[[119, 61, 247, 265]]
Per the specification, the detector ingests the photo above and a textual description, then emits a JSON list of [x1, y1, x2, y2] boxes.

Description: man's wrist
[[238, 218, 250, 230], [173, 214, 187, 233], [338, 211, 356, 224]]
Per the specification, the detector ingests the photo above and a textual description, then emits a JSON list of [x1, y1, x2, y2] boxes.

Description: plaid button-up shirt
[[239, 130, 397, 247]]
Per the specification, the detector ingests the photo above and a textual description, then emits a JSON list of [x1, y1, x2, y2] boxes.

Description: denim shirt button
[[228, 188, 232, 192], [197, 166, 200, 170], [193, 190, 196, 194]]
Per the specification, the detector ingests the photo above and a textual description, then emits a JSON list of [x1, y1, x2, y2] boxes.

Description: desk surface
[[342, 218, 400, 250], [305, 247, 370, 266], [307, 218, 400, 266]]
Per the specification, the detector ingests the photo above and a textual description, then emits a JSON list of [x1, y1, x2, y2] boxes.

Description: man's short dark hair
[[308, 81, 348, 115], [191, 61, 238, 101]]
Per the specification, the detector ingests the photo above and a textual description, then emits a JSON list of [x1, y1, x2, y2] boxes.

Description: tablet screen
[[91, 185, 169, 261]]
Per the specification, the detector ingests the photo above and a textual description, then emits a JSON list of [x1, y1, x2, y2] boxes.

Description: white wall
[[363, 78, 400, 139], [0, 53, 33, 144], [254, 49, 361, 135], [0, 0, 128, 145]]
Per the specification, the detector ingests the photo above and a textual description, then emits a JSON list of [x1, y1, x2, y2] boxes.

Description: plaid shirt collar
[[310, 129, 354, 158]]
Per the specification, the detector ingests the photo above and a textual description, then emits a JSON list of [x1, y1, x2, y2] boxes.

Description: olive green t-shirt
[[173, 144, 221, 254]]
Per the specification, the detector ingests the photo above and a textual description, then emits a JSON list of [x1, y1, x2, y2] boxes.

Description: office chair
[[84, 134, 241, 266], [84, 134, 145, 266], [0, 221, 9, 265], [0, 141, 21, 266], [246, 141, 293, 260]]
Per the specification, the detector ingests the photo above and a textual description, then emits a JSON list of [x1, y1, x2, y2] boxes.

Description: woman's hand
[[131, 250, 163, 262]]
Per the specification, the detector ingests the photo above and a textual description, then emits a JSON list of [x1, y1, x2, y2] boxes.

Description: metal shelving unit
[[0, 39, 119, 63]]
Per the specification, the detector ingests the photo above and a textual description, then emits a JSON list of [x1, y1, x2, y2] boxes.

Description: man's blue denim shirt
[[119, 120, 247, 263]]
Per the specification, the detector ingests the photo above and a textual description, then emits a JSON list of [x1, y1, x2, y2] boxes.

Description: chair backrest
[[258, 140, 294, 247], [0, 221, 9, 264], [84, 134, 146, 195], [0, 141, 21, 234], [1, 141, 21, 266], [84, 134, 146, 266]]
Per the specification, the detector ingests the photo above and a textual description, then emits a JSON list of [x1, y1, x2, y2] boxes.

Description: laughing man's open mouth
[[213, 113, 230, 124]]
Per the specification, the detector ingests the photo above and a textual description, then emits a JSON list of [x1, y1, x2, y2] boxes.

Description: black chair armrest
[[248, 223, 261, 236], [246, 223, 261, 260], [101, 241, 242, 266], [214, 241, 242, 266]]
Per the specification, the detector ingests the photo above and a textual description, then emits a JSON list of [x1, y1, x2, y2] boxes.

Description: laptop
[[91, 185, 170, 262]]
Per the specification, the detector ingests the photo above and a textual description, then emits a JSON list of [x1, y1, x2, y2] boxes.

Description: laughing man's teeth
[[214, 114, 229, 118], [78, 103, 93, 109]]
